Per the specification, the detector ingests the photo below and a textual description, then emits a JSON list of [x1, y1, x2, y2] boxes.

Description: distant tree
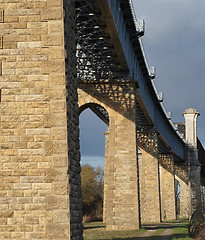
[[81, 164, 104, 218]]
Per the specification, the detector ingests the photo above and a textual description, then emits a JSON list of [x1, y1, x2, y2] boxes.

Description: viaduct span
[[0, 0, 204, 239], [77, 0, 204, 230]]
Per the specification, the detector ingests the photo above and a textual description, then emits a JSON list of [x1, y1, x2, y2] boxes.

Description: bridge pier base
[[106, 111, 139, 230], [159, 153, 176, 221], [138, 131, 161, 224], [189, 163, 202, 214]]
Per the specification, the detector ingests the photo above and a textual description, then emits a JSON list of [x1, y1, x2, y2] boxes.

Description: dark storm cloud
[[133, 0, 205, 146]]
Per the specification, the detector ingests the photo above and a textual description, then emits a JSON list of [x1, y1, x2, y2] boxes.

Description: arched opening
[[79, 103, 109, 224]]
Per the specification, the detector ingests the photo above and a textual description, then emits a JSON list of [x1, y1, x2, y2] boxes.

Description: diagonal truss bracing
[[75, 0, 129, 82]]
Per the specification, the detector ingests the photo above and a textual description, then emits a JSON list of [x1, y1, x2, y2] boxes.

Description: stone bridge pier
[[159, 153, 176, 221], [137, 131, 161, 224], [78, 83, 140, 230]]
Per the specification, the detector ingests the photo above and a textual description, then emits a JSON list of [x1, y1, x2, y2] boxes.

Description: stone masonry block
[[42, 60, 65, 74], [45, 168, 67, 183], [48, 48, 65, 60], [49, 74, 65, 85], [46, 223, 69, 238], [4, 16, 19, 23], [44, 141, 68, 155], [51, 128, 67, 140], [4, 9, 40, 17], [42, 35, 64, 47], [53, 210, 69, 223], [50, 100, 66, 113], [48, 20, 63, 34], [52, 182, 68, 195], [47, 0, 63, 7], [41, 8, 62, 21], [43, 88, 66, 100]]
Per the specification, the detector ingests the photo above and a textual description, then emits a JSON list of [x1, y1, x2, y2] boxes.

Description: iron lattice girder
[[75, 0, 129, 82], [90, 105, 109, 125]]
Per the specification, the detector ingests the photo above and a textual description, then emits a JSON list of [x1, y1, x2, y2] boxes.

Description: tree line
[[81, 164, 104, 221]]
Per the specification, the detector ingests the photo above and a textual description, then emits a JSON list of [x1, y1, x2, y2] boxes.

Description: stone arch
[[79, 103, 109, 125], [78, 89, 111, 121]]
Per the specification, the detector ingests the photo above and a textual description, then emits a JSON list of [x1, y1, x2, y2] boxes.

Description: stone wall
[[0, 0, 82, 239]]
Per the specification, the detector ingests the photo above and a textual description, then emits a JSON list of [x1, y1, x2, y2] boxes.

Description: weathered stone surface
[[159, 154, 176, 221], [0, 0, 82, 239], [138, 131, 161, 224]]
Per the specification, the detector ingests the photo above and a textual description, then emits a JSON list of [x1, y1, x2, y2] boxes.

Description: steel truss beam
[[75, 0, 129, 82]]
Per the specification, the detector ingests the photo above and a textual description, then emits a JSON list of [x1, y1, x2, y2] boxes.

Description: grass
[[83, 222, 146, 240], [83, 220, 192, 240], [170, 221, 192, 240]]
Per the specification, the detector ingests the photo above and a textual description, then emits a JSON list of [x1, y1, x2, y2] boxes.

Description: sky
[[79, 0, 205, 168], [133, 0, 205, 144]]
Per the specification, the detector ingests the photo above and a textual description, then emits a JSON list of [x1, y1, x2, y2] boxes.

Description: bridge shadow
[[111, 234, 189, 239], [142, 221, 189, 230], [78, 81, 148, 125], [83, 224, 105, 230], [110, 223, 189, 239]]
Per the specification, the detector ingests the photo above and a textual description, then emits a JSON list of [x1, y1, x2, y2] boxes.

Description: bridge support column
[[175, 163, 189, 219], [159, 154, 176, 221], [0, 0, 84, 238], [189, 165, 201, 214], [138, 131, 161, 224], [106, 111, 139, 230], [187, 147, 202, 215]]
